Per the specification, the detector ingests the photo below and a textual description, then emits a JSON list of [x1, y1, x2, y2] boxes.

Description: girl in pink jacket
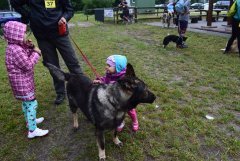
[[4, 21, 48, 139], [94, 55, 139, 132]]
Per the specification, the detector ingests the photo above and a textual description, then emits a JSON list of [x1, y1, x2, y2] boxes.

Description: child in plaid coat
[[4, 21, 48, 139]]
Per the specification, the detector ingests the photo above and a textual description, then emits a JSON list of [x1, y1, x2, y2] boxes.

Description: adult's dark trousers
[[37, 35, 83, 95], [226, 18, 240, 55]]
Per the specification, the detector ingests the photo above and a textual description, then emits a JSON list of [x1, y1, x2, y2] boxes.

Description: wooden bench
[[212, 16, 220, 22], [219, 14, 228, 21], [190, 16, 201, 23]]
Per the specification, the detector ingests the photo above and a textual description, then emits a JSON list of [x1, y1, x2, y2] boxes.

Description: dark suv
[[0, 11, 22, 26], [215, 0, 230, 9]]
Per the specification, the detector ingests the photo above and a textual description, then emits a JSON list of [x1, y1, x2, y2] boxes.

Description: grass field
[[0, 14, 239, 161]]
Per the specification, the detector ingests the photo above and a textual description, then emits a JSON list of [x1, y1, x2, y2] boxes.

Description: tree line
[[0, 0, 116, 11], [0, 0, 203, 11]]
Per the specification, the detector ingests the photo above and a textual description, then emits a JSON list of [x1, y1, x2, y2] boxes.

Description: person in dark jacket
[[224, 0, 240, 56], [10, 0, 83, 105]]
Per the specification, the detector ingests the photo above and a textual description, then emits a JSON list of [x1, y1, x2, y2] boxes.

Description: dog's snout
[[149, 92, 156, 103], [143, 90, 156, 103]]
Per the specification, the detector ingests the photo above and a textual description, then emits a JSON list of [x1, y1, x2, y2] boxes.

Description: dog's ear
[[126, 63, 136, 77], [117, 78, 132, 90]]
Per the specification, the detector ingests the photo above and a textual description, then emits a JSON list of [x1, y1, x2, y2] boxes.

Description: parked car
[[203, 3, 217, 10], [190, 3, 204, 9], [215, 0, 230, 9], [0, 11, 22, 27]]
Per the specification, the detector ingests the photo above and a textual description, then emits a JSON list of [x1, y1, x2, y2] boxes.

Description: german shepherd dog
[[46, 63, 156, 161], [163, 35, 188, 48]]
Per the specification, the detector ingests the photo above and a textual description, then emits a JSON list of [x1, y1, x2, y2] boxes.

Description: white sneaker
[[28, 128, 49, 139], [36, 117, 44, 124]]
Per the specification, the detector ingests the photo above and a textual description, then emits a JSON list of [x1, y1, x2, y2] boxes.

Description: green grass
[[0, 13, 239, 161]]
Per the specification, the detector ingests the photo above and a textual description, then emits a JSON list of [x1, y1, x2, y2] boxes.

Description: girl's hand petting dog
[[93, 80, 102, 84]]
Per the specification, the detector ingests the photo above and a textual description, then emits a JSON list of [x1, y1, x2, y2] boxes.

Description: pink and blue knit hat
[[106, 55, 127, 73]]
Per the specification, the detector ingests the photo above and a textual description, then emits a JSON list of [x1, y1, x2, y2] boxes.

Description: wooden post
[[134, 7, 137, 23], [114, 8, 116, 24], [86, 9, 88, 21], [207, 0, 214, 26], [116, 9, 119, 24], [7, 0, 12, 11]]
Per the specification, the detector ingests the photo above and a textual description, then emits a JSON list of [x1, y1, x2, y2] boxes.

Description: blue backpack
[[175, 0, 185, 14]]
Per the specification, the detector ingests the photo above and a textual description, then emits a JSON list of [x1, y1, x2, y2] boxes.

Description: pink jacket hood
[[4, 21, 27, 44]]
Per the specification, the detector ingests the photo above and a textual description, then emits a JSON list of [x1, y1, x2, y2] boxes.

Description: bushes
[[0, 0, 9, 10], [71, 0, 118, 11], [72, 0, 84, 11]]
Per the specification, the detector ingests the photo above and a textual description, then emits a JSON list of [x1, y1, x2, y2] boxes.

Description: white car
[[203, 3, 216, 10]]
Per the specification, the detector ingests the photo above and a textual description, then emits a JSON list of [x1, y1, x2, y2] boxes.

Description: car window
[[4, 13, 12, 17], [12, 13, 21, 17]]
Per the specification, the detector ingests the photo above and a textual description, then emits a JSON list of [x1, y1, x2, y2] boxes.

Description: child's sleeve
[[13, 48, 41, 72], [99, 76, 107, 83]]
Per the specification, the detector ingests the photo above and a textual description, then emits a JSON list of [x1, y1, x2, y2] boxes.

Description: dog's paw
[[99, 158, 105, 161], [116, 141, 123, 148], [113, 137, 123, 147], [73, 127, 79, 132]]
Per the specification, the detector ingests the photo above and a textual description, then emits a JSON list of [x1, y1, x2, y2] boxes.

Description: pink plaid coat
[[4, 21, 40, 101]]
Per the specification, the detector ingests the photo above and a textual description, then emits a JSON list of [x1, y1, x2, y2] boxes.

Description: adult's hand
[[58, 17, 66, 25]]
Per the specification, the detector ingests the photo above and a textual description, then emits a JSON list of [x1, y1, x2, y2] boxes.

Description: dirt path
[[23, 104, 94, 160]]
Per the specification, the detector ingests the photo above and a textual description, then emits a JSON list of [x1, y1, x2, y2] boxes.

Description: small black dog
[[163, 35, 187, 48]]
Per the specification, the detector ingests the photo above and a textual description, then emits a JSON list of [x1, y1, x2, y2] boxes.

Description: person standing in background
[[224, 0, 240, 56], [167, 0, 175, 27], [177, 0, 191, 48]]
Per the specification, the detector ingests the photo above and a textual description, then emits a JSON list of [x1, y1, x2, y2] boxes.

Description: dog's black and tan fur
[[46, 63, 156, 161]]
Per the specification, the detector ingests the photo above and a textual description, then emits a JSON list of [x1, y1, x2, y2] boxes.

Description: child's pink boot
[[128, 109, 139, 132]]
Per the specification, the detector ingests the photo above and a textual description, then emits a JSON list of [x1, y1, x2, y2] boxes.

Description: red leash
[[69, 35, 101, 79]]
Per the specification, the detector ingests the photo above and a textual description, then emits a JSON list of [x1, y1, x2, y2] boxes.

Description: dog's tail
[[44, 63, 71, 81]]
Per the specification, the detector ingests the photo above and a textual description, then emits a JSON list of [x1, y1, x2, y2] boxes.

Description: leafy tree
[[155, 0, 167, 4], [71, 0, 84, 11], [112, 0, 121, 7], [0, 0, 9, 10], [82, 0, 115, 10]]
